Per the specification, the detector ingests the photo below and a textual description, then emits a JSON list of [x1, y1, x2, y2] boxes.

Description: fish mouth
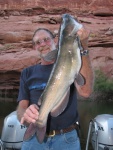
[[62, 13, 73, 19], [62, 14, 74, 23]]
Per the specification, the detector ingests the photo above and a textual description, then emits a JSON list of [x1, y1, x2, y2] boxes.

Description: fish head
[[58, 14, 83, 52], [61, 14, 83, 38]]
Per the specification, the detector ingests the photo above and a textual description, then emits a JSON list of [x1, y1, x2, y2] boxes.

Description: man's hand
[[77, 27, 90, 50], [21, 104, 39, 125]]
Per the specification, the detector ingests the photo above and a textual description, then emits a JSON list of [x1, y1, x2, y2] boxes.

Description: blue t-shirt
[[17, 64, 79, 130]]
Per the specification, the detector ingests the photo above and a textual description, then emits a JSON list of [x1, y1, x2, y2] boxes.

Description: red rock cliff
[[0, 0, 113, 100]]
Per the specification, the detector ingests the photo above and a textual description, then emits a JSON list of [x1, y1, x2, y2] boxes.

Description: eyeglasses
[[34, 37, 51, 46]]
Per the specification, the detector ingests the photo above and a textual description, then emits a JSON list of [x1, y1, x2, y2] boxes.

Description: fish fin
[[23, 123, 37, 141], [75, 73, 85, 86], [37, 95, 42, 106], [51, 88, 70, 117], [43, 49, 58, 62], [36, 126, 46, 143]]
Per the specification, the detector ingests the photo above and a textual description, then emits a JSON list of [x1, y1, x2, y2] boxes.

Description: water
[[78, 100, 113, 139], [0, 100, 113, 150], [0, 117, 4, 136], [0, 101, 17, 136], [78, 100, 113, 150]]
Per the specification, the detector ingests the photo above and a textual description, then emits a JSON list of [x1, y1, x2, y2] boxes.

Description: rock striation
[[0, 0, 113, 101]]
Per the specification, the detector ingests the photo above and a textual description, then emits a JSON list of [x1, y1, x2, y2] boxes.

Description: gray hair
[[32, 28, 55, 45]]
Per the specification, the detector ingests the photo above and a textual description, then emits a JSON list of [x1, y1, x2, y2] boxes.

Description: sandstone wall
[[0, 0, 113, 100]]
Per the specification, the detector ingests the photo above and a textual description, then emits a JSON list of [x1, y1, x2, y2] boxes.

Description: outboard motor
[[86, 114, 113, 150], [0, 111, 27, 150]]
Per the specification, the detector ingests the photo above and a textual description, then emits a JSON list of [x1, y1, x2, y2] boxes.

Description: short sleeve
[[17, 69, 30, 102]]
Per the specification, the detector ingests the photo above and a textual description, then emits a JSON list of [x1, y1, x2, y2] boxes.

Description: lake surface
[[0, 100, 113, 150]]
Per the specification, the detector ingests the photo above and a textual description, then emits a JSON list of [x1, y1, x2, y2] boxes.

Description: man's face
[[33, 30, 56, 59]]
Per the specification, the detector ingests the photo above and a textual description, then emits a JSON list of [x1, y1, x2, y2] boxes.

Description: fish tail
[[36, 126, 46, 143], [23, 123, 37, 141], [23, 123, 46, 143]]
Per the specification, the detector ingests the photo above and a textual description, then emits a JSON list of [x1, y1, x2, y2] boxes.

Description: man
[[17, 25, 94, 150]]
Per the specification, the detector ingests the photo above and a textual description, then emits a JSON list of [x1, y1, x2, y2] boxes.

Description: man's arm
[[17, 100, 39, 125], [76, 54, 94, 98], [76, 27, 94, 98]]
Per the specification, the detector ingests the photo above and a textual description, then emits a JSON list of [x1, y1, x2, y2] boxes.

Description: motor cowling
[[1, 111, 27, 149], [91, 114, 113, 150]]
